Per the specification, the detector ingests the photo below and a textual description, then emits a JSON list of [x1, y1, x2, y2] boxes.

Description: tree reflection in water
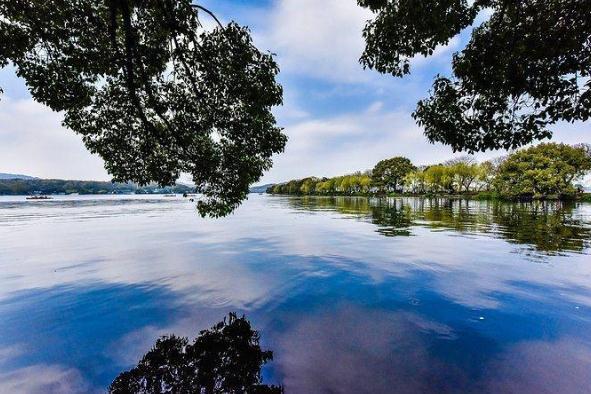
[[110, 313, 282, 394], [288, 196, 591, 254]]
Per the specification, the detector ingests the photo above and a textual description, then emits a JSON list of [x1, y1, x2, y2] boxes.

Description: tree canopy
[[269, 172, 373, 196], [0, 1, 286, 217], [110, 313, 282, 394], [371, 156, 415, 192], [268, 144, 591, 198], [359, 0, 591, 152], [494, 143, 591, 198]]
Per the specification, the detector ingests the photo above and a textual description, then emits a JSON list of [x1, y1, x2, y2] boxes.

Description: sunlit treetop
[[359, 0, 591, 152], [0, 0, 286, 217], [494, 142, 591, 197]]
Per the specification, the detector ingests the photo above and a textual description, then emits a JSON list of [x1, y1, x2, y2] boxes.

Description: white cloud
[[366, 101, 384, 113], [0, 345, 23, 365], [259, 0, 374, 83], [263, 107, 504, 183], [0, 97, 109, 180], [256, 0, 462, 85], [0, 365, 94, 394], [263, 108, 591, 184]]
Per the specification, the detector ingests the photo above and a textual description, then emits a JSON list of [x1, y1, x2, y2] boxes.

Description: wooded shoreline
[[267, 143, 591, 201], [266, 191, 591, 202]]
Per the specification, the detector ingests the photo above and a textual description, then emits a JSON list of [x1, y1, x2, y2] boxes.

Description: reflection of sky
[[0, 283, 181, 391], [0, 195, 590, 393]]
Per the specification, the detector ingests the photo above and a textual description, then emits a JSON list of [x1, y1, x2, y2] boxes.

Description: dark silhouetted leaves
[[359, 0, 591, 152], [110, 313, 282, 394], [0, 1, 286, 216]]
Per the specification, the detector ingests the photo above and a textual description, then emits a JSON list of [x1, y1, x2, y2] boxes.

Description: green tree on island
[[358, 0, 591, 152], [403, 168, 427, 194], [476, 159, 503, 193], [445, 157, 480, 193], [423, 165, 455, 194], [371, 157, 416, 193], [494, 143, 591, 198], [0, 1, 286, 217]]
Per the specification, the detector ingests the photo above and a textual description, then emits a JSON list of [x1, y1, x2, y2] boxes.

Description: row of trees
[[268, 143, 591, 199], [403, 158, 496, 194], [269, 173, 373, 196]]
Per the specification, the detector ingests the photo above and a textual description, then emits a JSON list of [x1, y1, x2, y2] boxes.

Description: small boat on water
[[164, 194, 176, 197], [26, 195, 53, 200]]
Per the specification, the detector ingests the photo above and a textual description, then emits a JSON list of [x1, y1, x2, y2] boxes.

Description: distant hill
[[249, 184, 274, 193], [0, 178, 194, 195], [0, 173, 37, 180]]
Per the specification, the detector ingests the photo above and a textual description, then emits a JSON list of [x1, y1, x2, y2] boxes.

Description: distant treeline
[[268, 143, 591, 199], [0, 179, 195, 195]]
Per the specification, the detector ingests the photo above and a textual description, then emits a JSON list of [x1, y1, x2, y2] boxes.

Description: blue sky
[[0, 0, 589, 183]]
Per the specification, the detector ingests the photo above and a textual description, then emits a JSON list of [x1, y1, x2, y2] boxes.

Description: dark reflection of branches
[[110, 313, 282, 394], [284, 196, 591, 254], [292, 196, 414, 236], [369, 200, 414, 237], [490, 202, 591, 254]]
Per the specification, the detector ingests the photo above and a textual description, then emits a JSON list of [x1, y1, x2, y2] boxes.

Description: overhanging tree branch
[[1, 0, 285, 216], [191, 4, 223, 28]]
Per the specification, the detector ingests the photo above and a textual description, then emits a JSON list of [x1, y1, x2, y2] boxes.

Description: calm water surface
[[0, 194, 590, 393]]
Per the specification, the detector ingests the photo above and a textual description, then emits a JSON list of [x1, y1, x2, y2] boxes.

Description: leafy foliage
[[423, 165, 455, 193], [359, 0, 591, 152], [444, 157, 480, 192], [494, 143, 591, 197], [269, 144, 591, 198], [110, 313, 282, 394], [359, 0, 476, 77], [371, 156, 415, 192], [0, 1, 286, 217], [269, 172, 372, 196]]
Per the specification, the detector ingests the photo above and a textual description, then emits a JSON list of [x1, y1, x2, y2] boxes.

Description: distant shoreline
[[0, 178, 194, 196]]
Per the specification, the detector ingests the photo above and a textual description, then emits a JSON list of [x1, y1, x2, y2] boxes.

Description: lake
[[0, 194, 590, 393]]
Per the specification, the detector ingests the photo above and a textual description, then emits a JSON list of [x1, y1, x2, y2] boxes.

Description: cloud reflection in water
[[0, 195, 590, 392]]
